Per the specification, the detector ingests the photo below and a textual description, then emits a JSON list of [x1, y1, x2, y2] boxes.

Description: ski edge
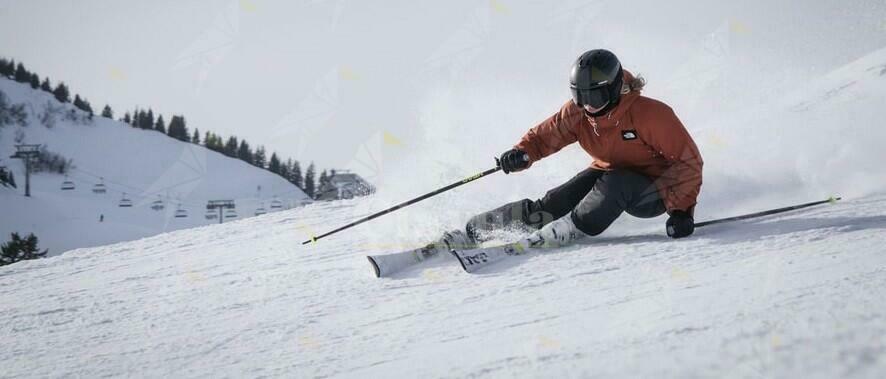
[[367, 256, 382, 278], [450, 250, 470, 272]]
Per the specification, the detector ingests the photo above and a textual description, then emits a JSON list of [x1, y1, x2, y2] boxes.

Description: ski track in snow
[[1, 194, 885, 378]]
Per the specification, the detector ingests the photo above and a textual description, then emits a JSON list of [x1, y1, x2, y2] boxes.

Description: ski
[[367, 230, 475, 278], [450, 239, 535, 273], [367, 244, 441, 278]]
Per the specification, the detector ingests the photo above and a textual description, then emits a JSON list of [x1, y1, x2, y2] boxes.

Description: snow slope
[[3, 2, 886, 377], [0, 78, 309, 255], [1, 192, 884, 377]]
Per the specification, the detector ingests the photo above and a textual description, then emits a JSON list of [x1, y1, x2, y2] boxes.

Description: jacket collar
[[585, 90, 639, 130], [584, 69, 640, 130]]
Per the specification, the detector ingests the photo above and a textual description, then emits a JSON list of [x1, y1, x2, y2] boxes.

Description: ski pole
[[302, 165, 503, 244], [695, 196, 841, 228]]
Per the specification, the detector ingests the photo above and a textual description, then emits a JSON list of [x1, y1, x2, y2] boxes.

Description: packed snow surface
[[1, 193, 884, 377]]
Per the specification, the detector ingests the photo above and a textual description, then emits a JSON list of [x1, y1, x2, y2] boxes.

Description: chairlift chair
[[205, 210, 218, 220], [150, 197, 165, 211], [270, 198, 283, 210], [225, 209, 238, 218], [119, 193, 133, 207], [60, 176, 75, 191], [92, 177, 107, 194], [175, 205, 188, 218], [254, 206, 267, 216]]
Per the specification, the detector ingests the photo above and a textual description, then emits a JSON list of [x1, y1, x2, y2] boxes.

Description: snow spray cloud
[[384, 1, 886, 227], [302, 1, 886, 246]]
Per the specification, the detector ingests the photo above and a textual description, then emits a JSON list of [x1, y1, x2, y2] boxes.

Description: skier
[[369, 49, 704, 276], [443, 49, 703, 252]]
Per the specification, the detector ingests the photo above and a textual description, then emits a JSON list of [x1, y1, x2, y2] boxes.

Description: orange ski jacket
[[515, 71, 703, 215]]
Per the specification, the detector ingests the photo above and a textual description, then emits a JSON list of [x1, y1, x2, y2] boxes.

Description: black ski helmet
[[569, 49, 624, 112]]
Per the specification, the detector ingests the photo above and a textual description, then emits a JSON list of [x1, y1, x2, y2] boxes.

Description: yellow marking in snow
[[239, 0, 257, 12], [339, 66, 360, 81], [538, 336, 561, 349], [109, 68, 127, 81], [490, 0, 510, 14], [729, 20, 749, 34], [382, 131, 403, 146]]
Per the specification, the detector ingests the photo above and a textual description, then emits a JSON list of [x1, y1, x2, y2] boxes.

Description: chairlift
[[225, 209, 238, 219], [174, 205, 188, 218], [60, 176, 75, 191], [150, 196, 165, 211], [205, 210, 218, 220], [119, 193, 133, 207], [92, 177, 107, 194], [254, 206, 267, 216], [270, 198, 283, 210]]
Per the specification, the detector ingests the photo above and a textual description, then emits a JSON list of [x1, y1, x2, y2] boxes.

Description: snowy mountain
[[0, 78, 310, 255], [3, 2, 886, 377]]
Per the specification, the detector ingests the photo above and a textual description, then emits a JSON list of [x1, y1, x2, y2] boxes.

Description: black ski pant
[[465, 168, 666, 242]]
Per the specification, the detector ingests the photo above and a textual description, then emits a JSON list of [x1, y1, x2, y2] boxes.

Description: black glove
[[666, 210, 694, 239], [498, 149, 530, 174]]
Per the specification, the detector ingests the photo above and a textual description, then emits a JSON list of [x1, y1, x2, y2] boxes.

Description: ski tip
[[450, 250, 469, 272], [367, 256, 381, 278], [828, 196, 842, 204]]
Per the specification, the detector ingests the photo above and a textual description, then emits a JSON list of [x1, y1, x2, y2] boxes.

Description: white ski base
[[367, 245, 438, 278]]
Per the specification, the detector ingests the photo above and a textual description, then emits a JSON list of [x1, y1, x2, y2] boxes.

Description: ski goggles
[[570, 84, 611, 109]]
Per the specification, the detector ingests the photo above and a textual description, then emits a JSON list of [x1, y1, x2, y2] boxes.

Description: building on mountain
[[315, 170, 375, 201]]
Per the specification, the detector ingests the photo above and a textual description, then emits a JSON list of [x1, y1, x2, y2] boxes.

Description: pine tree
[[319, 170, 329, 188], [237, 140, 253, 164], [101, 105, 114, 119], [81, 98, 93, 115], [304, 163, 316, 198], [154, 115, 166, 134], [203, 131, 211, 147], [224, 136, 238, 157], [136, 110, 149, 129], [0, 233, 48, 266], [122, 112, 131, 124], [253, 146, 267, 168], [13, 63, 30, 83], [192, 128, 200, 144], [167, 115, 189, 141], [129, 108, 139, 127], [279, 158, 290, 180], [268, 152, 281, 174], [29, 73, 39, 89], [291, 160, 303, 189], [145, 109, 155, 130], [53, 83, 70, 103], [40, 78, 52, 92], [73, 95, 93, 114], [0, 58, 12, 77]]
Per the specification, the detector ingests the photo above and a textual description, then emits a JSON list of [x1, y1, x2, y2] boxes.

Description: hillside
[[0, 78, 310, 255]]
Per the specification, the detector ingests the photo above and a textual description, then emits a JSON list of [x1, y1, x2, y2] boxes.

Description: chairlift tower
[[9, 144, 41, 197], [206, 200, 235, 224]]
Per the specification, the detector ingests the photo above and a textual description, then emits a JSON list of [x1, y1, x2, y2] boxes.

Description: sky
[[2, 0, 886, 183]]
